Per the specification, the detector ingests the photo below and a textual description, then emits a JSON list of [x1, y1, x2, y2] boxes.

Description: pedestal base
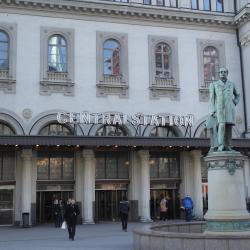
[[204, 151, 250, 232]]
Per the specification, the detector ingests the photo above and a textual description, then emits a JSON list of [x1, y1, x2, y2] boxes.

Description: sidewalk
[[0, 222, 146, 250]]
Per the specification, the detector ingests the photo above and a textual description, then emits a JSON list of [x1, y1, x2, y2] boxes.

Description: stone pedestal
[[204, 151, 250, 231]]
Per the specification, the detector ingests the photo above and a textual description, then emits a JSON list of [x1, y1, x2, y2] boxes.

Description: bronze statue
[[207, 67, 240, 152]]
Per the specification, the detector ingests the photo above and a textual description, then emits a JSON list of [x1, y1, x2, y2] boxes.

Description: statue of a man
[[208, 67, 240, 152]]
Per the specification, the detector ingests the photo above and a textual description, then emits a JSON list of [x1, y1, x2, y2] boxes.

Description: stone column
[[138, 150, 151, 222], [75, 151, 84, 223], [21, 149, 33, 226], [244, 158, 250, 197], [129, 151, 140, 221], [82, 149, 95, 224], [190, 150, 203, 219]]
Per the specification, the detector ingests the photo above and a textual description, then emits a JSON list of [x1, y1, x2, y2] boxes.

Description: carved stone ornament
[[22, 108, 32, 119], [208, 159, 243, 175], [240, 33, 250, 47]]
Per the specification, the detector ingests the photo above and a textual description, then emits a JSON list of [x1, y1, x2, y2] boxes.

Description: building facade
[[0, 0, 250, 226]]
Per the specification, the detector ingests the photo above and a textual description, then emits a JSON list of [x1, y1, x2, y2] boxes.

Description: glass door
[[0, 187, 14, 225]]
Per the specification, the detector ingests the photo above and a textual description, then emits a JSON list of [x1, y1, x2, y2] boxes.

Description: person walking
[[119, 196, 129, 232], [64, 199, 80, 240], [159, 195, 168, 221]]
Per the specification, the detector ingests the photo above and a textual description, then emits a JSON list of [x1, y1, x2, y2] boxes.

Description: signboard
[[57, 111, 194, 127]]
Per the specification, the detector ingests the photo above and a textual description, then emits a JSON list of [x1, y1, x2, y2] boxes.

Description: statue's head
[[219, 67, 228, 82]]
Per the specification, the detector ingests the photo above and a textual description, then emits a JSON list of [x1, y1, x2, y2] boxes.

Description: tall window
[[39, 123, 73, 136], [95, 151, 129, 179], [0, 151, 15, 181], [216, 0, 223, 12], [203, 0, 211, 10], [0, 123, 15, 135], [155, 42, 172, 79], [96, 125, 127, 137], [203, 46, 219, 87], [191, 0, 198, 9], [150, 152, 180, 179], [37, 152, 74, 180], [150, 126, 177, 137], [0, 30, 9, 70], [103, 39, 121, 76], [48, 35, 67, 72]]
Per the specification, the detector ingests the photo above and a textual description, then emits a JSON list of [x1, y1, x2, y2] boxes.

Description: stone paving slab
[[0, 222, 146, 250]]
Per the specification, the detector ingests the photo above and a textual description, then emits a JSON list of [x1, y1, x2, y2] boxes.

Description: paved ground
[[0, 222, 148, 250]]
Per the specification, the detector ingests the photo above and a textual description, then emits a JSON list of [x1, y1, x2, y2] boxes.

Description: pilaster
[[138, 150, 151, 222], [190, 150, 203, 219], [21, 149, 33, 226], [82, 149, 95, 224], [244, 157, 250, 197]]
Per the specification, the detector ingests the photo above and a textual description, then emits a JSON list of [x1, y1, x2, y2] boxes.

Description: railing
[[47, 71, 68, 81], [102, 74, 124, 85], [153, 77, 176, 88], [0, 70, 9, 79]]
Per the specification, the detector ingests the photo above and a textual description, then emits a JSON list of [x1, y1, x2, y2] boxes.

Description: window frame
[[96, 31, 129, 98], [148, 35, 180, 100], [40, 27, 74, 96], [197, 39, 226, 102], [191, 0, 199, 9], [203, 0, 211, 11], [0, 23, 17, 94]]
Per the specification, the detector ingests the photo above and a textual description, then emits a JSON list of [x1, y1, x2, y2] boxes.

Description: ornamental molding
[[240, 32, 250, 47], [235, 4, 250, 27], [0, 0, 236, 29]]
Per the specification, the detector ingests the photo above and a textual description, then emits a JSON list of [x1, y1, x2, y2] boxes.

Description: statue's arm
[[233, 83, 240, 106]]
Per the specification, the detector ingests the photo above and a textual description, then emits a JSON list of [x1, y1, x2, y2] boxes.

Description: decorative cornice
[[235, 4, 250, 27], [0, 0, 236, 29]]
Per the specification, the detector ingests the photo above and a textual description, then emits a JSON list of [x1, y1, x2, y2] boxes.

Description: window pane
[[157, 0, 164, 6], [191, 0, 198, 9], [106, 152, 117, 179], [150, 158, 158, 178], [103, 39, 120, 76], [203, 46, 219, 86], [169, 157, 179, 177], [0, 31, 8, 42], [0, 123, 14, 135], [203, 0, 211, 10], [96, 125, 126, 137], [48, 35, 67, 72], [95, 152, 105, 179], [143, 0, 151, 4], [158, 157, 169, 178], [37, 158, 49, 180], [216, 0, 223, 12], [117, 152, 129, 179], [2, 152, 15, 180], [50, 157, 62, 180], [63, 158, 74, 180], [39, 124, 72, 136], [150, 127, 177, 137], [0, 189, 13, 209]]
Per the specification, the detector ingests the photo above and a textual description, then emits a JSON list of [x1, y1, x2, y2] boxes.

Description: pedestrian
[[58, 199, 65, 227], [181, 196, 193, 222], [119, 196, 129, 232], [159, 194, 168, 221], [53, 199, 60, 228], [64, 199, 80, 240]]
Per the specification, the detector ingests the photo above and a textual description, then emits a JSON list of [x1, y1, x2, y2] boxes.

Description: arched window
[[48, 35, 67, 72], [39, 123, 73, 136], [149, 126, 177, 137], [0, 30, 9, 70], [103, 39, 121, 76], [0, 123, 15, 135], [96, 125, 126, 137], [155, 42, 172, 79], [203, 46, 219, 87]]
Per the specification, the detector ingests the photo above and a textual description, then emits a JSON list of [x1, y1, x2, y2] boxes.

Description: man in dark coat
[[119, 196, 129, 232], [64, 199, 80, 240]]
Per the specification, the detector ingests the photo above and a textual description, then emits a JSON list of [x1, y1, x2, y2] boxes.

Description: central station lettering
[[57, 112, 194, 127]]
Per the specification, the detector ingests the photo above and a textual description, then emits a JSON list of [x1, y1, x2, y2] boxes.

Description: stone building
[[0, 0, 250, 226]]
